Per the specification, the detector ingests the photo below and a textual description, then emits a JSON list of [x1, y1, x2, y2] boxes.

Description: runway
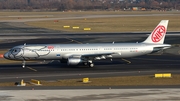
[[0, 32, 180, 48], [1, 89, 180, 101], [1, 55, 180, 83], [1, 13, 178, 22]]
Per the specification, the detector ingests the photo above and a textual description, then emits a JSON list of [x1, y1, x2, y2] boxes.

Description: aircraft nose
[[3, 52, 9, 59]]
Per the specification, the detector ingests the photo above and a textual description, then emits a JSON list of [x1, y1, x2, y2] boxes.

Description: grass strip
[[41, 75, 180, 86], [26, 15, 180, 32], [1, 74, 180, 86]]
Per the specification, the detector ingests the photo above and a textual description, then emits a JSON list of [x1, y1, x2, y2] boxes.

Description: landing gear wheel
[[89, 63, 94, 68]]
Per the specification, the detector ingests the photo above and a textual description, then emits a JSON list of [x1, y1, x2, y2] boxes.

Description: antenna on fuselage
[[112, 41, 114, 44], [24, 43, 26, 46]]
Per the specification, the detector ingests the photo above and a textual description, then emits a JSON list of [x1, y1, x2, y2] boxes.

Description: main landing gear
[[89, 63, 94, 68], [83, 60, 94, 68]]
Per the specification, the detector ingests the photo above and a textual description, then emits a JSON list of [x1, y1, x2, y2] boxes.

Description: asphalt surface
[[0, 54, 180, 81], [1, 89, 180, 101], [1, 13, 178, 23], [1, 33, 180, 48]]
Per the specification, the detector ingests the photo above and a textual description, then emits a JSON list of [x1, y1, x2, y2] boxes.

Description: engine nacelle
[[67, 57, 82, 65]]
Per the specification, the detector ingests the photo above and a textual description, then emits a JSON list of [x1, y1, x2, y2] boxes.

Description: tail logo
[[151, 25, 166, 42]]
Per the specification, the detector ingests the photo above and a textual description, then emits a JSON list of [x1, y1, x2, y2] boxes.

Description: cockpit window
[[14, 49, 17, 52], [11, 48, 21, 55]]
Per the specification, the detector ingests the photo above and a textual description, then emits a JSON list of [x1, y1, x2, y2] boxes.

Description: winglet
[[142, 20, 169, 44]]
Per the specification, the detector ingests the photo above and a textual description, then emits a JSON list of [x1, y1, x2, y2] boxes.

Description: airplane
[[3, 20, 171, 68]]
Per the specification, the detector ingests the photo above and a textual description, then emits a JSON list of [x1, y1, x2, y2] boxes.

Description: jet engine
[[67, 57, 82, 65]]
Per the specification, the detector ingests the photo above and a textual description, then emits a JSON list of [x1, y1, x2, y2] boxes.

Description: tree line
[[0, 0, 179, 11]]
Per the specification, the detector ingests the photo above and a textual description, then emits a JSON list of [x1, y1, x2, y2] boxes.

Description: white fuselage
[[3, 43, 170, 61]]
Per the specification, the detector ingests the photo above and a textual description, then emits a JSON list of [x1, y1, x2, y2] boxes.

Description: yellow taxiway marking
[[121, 58, 131, 64], [26, 66, 37, 72], [65, 38, 82, 44]]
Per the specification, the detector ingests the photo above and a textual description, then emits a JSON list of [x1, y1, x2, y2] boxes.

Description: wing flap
[[66, 52, 119, 60], [81, 52, 117, 60]]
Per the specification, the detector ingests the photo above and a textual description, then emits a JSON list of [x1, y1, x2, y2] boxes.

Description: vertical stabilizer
[[143, 20, 169, 44]]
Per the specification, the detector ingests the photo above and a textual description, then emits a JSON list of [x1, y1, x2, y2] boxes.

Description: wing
[[66, 52, 120, 67], [70, 52, 119, 60]]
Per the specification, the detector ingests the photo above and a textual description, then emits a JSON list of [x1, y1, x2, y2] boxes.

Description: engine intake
[[67, 57, 82, 65]]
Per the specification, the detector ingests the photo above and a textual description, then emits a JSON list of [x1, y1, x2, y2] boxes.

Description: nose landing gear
[[22, 60, 26, 68]]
